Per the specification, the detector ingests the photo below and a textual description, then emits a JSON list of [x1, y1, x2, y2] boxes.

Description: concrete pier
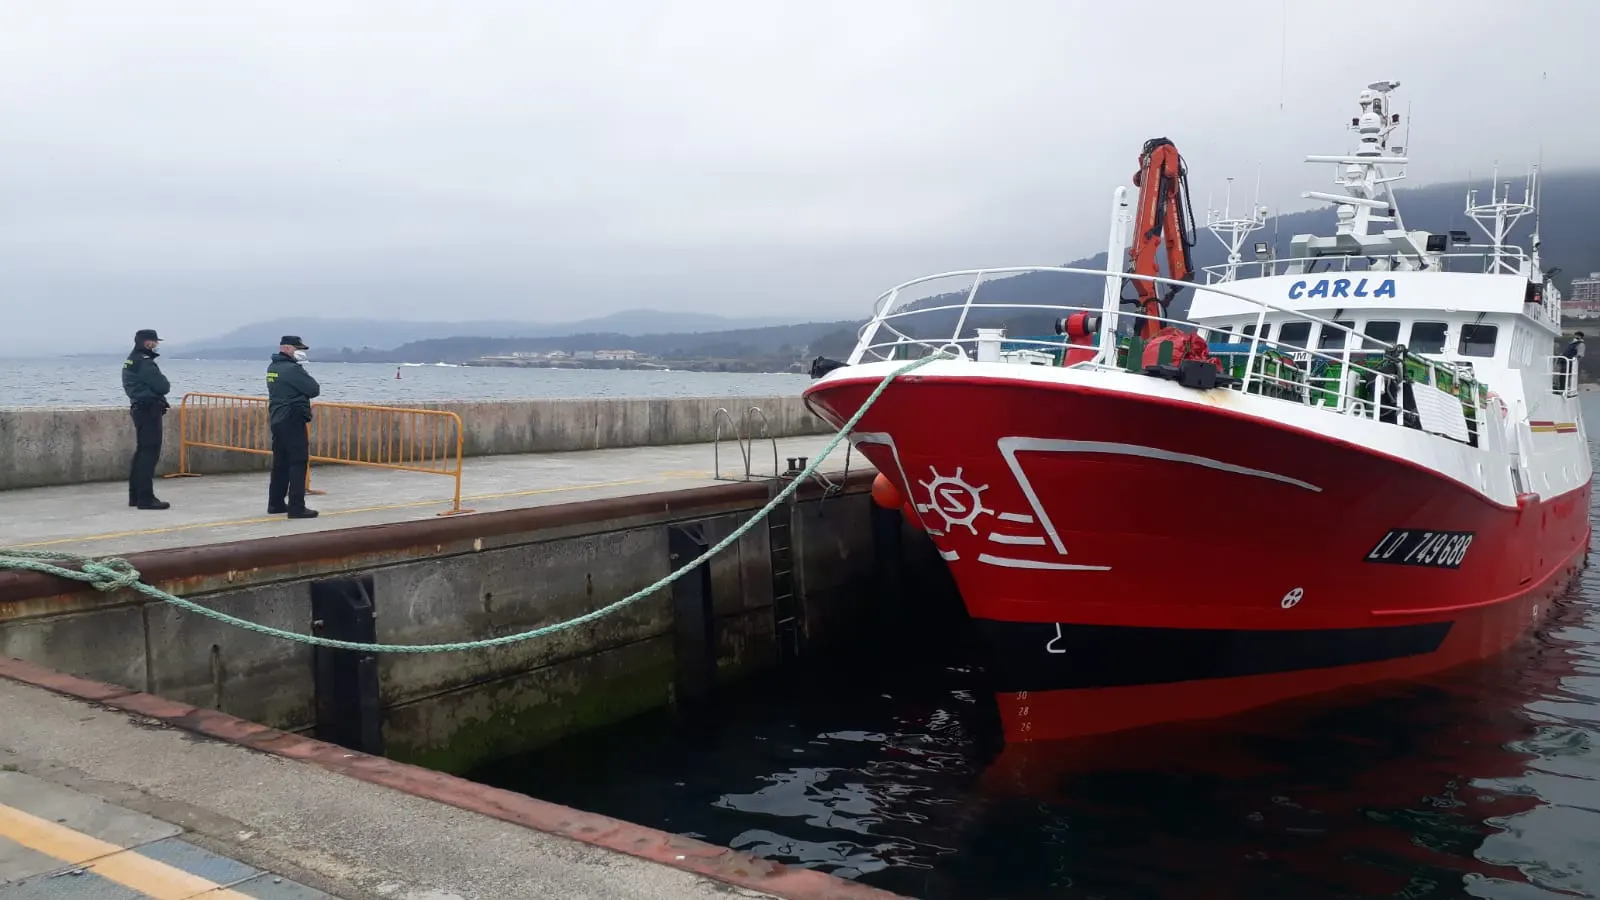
[[0, 433, 857, 555], [0, 408, 928, 899], [0, 662, 903, 899], [0, 434, 888, 768]]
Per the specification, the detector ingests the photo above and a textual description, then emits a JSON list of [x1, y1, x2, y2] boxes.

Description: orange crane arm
[[1125, 137, 1197, 339]]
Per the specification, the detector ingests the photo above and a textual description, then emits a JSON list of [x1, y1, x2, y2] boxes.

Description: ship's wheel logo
[[919, 466, 992, 534]]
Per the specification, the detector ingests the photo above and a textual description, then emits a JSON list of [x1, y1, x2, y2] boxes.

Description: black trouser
[[128, 402, 165, 504], [269, 418, 311, 511]]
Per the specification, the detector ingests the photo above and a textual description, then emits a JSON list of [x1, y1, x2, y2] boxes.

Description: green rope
[[0, 353, 943, 654]]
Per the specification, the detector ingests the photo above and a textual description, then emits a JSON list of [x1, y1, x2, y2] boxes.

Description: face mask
[[293, 350, 308, 362]]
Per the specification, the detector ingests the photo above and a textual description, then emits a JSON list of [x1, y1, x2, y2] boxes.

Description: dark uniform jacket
[[122, 348, 171, 407], [266, 353, 322, 425]]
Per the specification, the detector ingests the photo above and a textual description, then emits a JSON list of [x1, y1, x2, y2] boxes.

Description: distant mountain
[[175, 309, 804, 356], [177, 170, 1600, 369], [324, 319, 862, 366]]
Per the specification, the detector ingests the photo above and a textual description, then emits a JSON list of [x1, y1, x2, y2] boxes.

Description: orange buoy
[[870, 472, 902, 510]]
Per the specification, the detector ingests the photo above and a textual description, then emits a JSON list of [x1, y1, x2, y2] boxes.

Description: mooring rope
[[0, 353, 942, 654]]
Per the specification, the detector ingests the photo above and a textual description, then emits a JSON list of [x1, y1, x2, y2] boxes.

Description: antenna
[[1206, 167, 1269, 282], [1533, 144, 1544, 241], [1278, 0, 1288, 111], [1464, 158, 1536, 275]]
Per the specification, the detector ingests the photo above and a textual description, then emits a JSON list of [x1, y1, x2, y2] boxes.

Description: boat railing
[[849, 266, 1489, 442], [1199, 248, 1532, 283], [1547, 355, 1580, 398]]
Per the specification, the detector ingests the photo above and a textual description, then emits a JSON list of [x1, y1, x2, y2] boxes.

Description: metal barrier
[[163, 393, 474, 516]]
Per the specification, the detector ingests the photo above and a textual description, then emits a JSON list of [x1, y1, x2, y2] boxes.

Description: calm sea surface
[[477, 396, 1600, 900], [0, 357, 813, 407]]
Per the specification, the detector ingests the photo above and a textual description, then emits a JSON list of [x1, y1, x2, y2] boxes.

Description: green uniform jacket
[[266, 353, 322, 426], [122, 348, 171, 405]]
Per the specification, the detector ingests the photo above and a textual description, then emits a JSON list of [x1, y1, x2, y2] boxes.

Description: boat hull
[[804, 366, 1591, 742]]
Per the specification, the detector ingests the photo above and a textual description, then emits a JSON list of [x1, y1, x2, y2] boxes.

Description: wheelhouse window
[[1409, 322, 1448, 354], [1277, 322, 1311, 350], [1242, 323, 1273, 341], [1317, 320, 1356, 350], [1459, 324, 1499, 358], [1362, 320, 1400, 349]]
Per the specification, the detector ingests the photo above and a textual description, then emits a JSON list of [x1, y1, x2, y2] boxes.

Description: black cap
[[279, 335, 308, 349], [135, 328, 161, 343]]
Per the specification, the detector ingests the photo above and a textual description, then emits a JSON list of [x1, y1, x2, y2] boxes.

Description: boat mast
[[1292, 80, 1435, 270], [1205, 171, 1269, 282], [1464, 163, 1537, 276]]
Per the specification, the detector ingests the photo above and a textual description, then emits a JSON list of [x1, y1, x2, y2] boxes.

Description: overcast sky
[[2, 0, 1595, 354]]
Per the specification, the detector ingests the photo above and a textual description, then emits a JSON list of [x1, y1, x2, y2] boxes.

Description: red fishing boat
[[802, 80, 1591, 743]]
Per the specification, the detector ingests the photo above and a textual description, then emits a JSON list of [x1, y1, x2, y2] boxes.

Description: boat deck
[[0, 435, 860, 556]]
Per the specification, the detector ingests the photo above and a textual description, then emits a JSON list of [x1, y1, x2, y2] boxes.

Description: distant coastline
[[0, 356, 812, 408]]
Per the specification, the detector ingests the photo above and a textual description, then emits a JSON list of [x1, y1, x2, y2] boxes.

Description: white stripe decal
[[997, 512, 1035, 523], [939, 549, 960, 561], [996, 436, 1321, 556], [851, 432, 936, 533], [977, 553, 1111, 572], [988, 533, 1047, 545], [1002, 438, 1322, 493]]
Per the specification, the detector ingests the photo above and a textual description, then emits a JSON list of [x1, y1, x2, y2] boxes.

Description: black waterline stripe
[[974, 619, 1455, 692]]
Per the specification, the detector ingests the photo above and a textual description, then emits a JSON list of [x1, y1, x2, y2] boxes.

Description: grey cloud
[[1, 0, 1594, 353]]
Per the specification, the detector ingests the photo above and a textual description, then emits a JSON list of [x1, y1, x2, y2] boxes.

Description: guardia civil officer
[[266, 335, 321, 518], [122, 328, 171, 510]]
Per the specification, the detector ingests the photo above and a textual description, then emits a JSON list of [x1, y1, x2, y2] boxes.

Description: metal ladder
[[712, 406, 779, 482], [767, 483, 802, 664]]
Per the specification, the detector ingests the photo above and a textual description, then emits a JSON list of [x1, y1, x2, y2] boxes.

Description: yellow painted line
[[9, 473, 706, 550], [0, 801, 252, 898]]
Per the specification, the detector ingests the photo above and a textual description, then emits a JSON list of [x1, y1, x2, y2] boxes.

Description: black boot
[[287, 507, 319, 519], [137, 498, 171, 510]]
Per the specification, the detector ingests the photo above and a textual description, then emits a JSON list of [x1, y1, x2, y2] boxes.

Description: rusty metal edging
[[0, 470, 874, 605], [0, 656, 908, 900]]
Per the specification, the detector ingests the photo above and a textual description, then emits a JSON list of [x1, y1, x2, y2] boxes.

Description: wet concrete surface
[[0, 435, 864, 556], [0, 675, 802, 900]]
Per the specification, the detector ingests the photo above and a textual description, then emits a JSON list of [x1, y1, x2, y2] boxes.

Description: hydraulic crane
[[1125, 137, 1198, 339]]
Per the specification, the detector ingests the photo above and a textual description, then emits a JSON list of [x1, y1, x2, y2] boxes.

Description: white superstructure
[[821, 79, 1589, 508]]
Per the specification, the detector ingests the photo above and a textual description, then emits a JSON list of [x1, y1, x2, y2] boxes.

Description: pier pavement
[[0, 435, 865, 557], [0, 673, 801, 900]]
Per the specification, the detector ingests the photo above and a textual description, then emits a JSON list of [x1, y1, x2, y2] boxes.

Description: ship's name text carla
[[1287, 277, 1397, 300]]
